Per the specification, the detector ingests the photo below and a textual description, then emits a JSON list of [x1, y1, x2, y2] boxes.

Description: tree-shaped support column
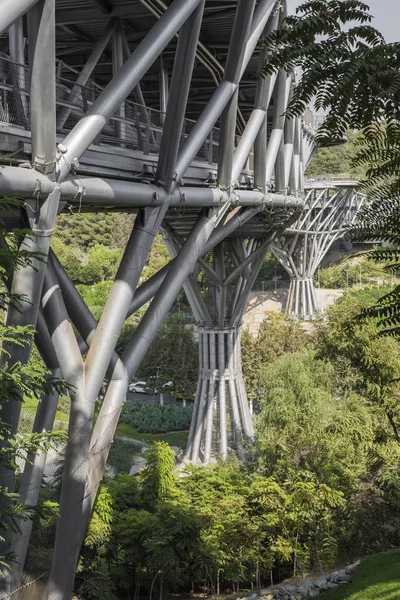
[[187, 325, 252, 464], [163, 205, 301, 463], [271, 186, 365, 319]]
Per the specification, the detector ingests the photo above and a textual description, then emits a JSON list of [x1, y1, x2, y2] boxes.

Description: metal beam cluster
[[0, 0, 354, 596], [272, 186, 365, 319]]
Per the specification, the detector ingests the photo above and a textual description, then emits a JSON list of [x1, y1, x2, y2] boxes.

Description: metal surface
[[272, 186, 365, 319]]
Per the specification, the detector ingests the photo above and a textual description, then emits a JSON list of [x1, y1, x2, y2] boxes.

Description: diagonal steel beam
[[0, 0, 39, 35], [57, 0, 203, 181], [175, 0, 277, 182], [156, 0, 205, 190], [217, 0, 256, 188], [56, 17, 119, 130]]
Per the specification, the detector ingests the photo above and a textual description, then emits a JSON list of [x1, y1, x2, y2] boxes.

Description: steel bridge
[[0, 1, 365, 597]]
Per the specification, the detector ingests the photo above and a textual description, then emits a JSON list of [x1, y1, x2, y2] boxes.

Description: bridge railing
[[0, 56, 221, 165]]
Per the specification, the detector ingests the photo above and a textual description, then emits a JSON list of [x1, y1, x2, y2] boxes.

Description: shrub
[[107, 438, 140, 473], [120, 403, 192, 433], [317, 263, 359, 289]]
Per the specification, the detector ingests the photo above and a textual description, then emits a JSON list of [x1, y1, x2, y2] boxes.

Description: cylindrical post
[[56, 17, 118, 130], [218, 331, 228, 459], [204, 331, 216, 463], [0, 0, 38, 35]]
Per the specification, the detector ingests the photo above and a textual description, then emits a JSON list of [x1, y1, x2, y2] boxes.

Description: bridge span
[[0, 0, 365, 596]]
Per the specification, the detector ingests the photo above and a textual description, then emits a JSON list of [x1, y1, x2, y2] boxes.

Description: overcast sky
[[288, 0, 400, 42]]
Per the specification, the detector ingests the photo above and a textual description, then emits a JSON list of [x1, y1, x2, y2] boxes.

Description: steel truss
[[163, 204, 301, 464], [272, 186, 365, 319], [0, 0, 318, 597]]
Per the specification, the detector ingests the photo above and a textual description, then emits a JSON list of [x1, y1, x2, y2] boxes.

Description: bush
[[317, 263, 359, 289], [120, 403, 192, 433], [107, 438, 140, 473]]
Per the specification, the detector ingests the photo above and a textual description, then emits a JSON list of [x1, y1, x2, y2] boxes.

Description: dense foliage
[[135, 323, 198, 399], [0, 199, 66, 575], [120, 403, 193, 434], [306, 131, 364, 178], [241, 313, 310, 399]]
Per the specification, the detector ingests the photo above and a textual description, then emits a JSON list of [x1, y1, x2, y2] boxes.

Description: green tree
[[137, 323, 198, 400], [254, 350, 374, 491], [0, 199, 66, 576], [316, 292, 400, 442], [261, 0, 400, 334], [140, 442, 178, 508], [241, 313, 311, 399], [306, 131, 365, 178]]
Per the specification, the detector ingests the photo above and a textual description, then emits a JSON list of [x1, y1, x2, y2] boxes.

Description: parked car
[[128, 381, 147, 393]]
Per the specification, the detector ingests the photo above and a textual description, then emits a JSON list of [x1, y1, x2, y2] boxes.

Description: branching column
[[163, 219, 294, 464], [271, 187, 365, 319]]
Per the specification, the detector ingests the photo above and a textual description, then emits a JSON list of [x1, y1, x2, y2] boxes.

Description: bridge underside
[[0, 0, 321, 597]]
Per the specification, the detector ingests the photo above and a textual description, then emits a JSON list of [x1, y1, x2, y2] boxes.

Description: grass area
[[322, 549, 400, 600], [22, 396, 69, 423], [115, 423, 189, 448]]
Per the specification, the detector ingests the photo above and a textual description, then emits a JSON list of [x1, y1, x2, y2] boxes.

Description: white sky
[[288, 0, 400, 42]]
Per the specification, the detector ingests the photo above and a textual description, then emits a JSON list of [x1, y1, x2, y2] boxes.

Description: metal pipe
[[123, 207, 228, 378], [41, 265, 86, 600], [275, 136, 286, 192], [0, 0, 39, 35], [159, 54, 168, 114], [217, 0, 256, 187], [8, 367, 62, 591], [112, 24, 126, 142], [218, 331, 227, 459], [184, 328, 204, 460], [228, 329, 244, 459], [204, 331, 215, 463], [156, 0, 205, 189], [126, 207, 261, 316], [191, 328, 209, 463], [28, 0, 56, 176], [231, 109, 266, 183], [83, 204, 167, 419], [9, 17, 26, 88], [58, 0, 202, 181], [265, 70, 291, 186], [175, 0, 276, 182], [0, 124, 59, 578], [56, 18, 118, 130]]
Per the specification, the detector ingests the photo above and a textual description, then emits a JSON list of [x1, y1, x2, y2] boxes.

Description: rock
[[279, 585, 297, 595], [297, 579, 318, 597], [336, 572, 352, 583], [264, 595, 275, 600], [327, 571, 339, 583], [327, 582, 338, 589], [246, 594, 259, 600], [338, 581, 351, 585], [261, 590, 275, 597], [345, 559, 360, 575], [314, 576, 328, 590]]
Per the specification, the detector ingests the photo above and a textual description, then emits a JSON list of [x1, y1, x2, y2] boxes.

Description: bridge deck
[[0, 56, 256, 184]]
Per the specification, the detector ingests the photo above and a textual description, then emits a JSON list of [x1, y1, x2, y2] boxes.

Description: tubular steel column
[[0, 0, 58, 505], [56, 17, 118, 130], [271, 186, 365, 319], [0, 0, 39, 35]]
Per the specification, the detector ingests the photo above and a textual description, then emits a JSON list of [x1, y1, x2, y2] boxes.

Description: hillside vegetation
[[322, 549, 400, 600]]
